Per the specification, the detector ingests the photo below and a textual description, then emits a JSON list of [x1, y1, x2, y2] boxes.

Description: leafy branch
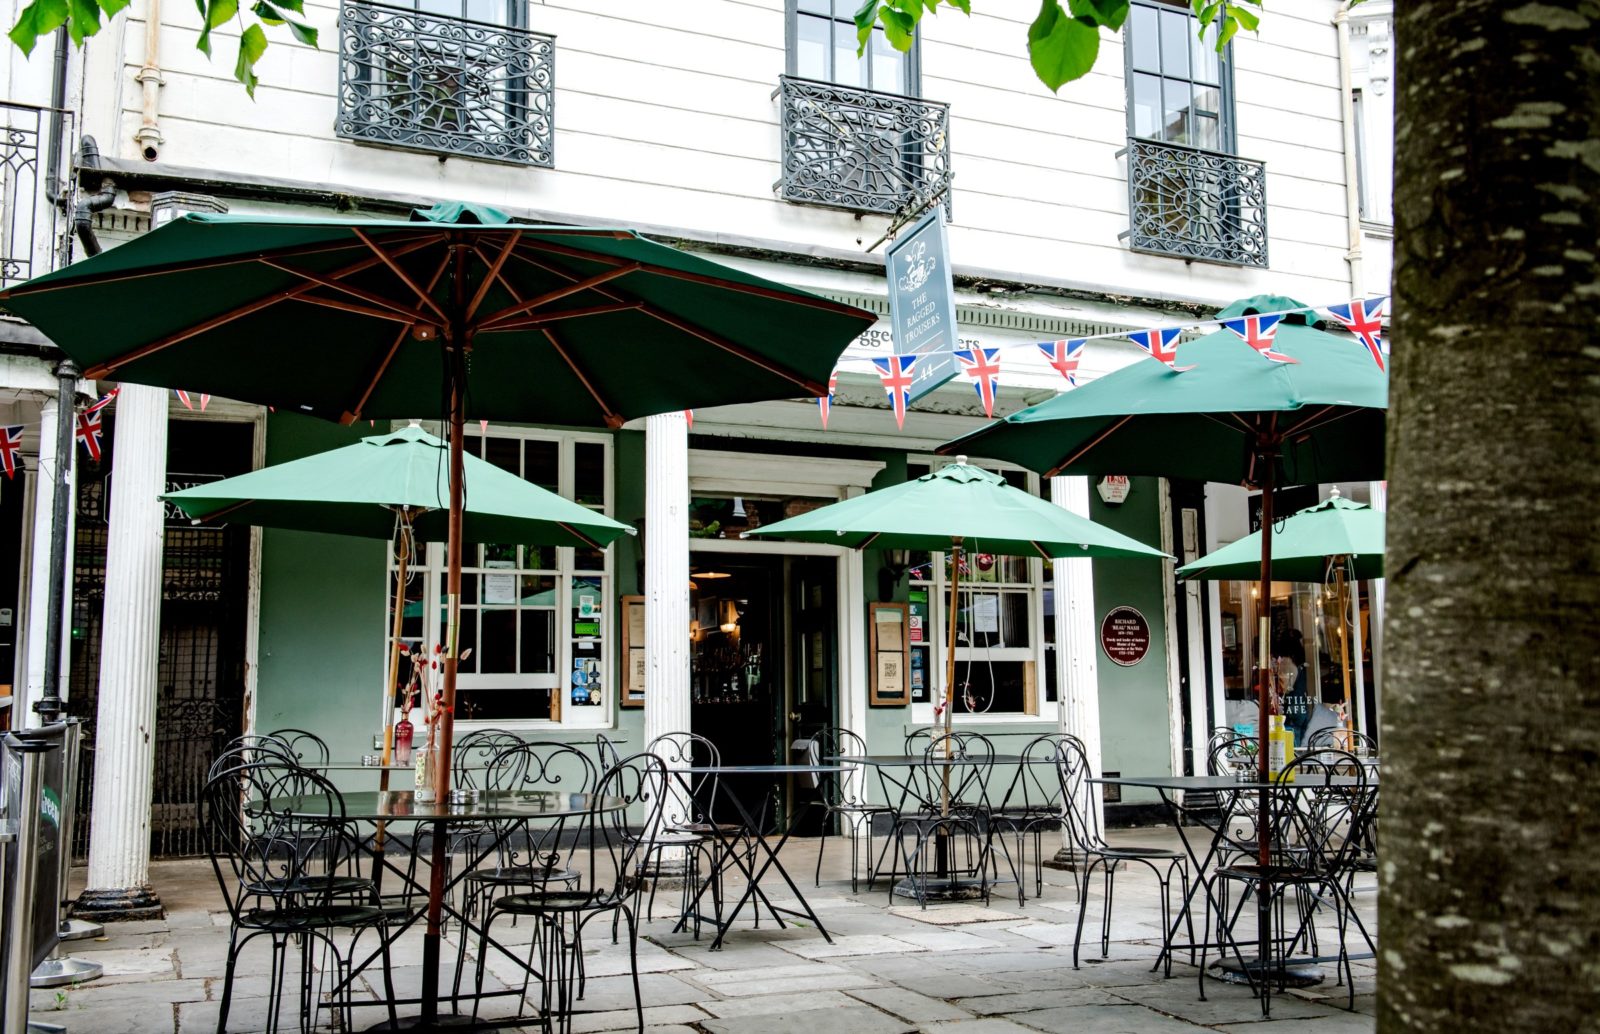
[[853, 0, 1264, 92], [9, 0, 318, 98]]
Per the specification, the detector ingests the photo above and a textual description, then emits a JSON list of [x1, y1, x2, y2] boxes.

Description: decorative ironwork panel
[[0, 101, 60, 290], [775, 75, 951, 217], [1122, 138, 1267, 268], [338, 0, 554, 167]]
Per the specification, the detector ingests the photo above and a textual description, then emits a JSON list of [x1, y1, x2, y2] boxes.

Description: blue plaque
[[886, 209, 960, 402]]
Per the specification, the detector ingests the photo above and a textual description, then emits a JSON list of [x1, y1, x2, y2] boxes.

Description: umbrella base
[[891, 876, 987, 902], [31, 956, 103, 988], [1212, 957, 1324, 988]]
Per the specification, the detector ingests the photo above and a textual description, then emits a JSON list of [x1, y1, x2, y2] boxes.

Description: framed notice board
[[620, 595, 646, 708], [870, 603, 910, 706]]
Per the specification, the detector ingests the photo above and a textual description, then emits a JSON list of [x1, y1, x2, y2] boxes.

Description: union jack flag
[[873, 354, 918, 429], [1128, 327, 1187, 369], [0, 424, 24, 479], [683, 410, 694, 430], [76, 389, 118, 463], [1326, 297, 1388, 370], [817, 371, 838, 429], [1220, 314, 1298, 364], [175, 389, 210, 412], [954, 348, 1002, 418], [1038, 339, 1086, 386]]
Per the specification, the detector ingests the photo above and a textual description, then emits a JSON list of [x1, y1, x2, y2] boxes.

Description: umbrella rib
[[555, 521, 605, 551], [260, 259, 435, 322], [539, 326, 624, 428], [289, 293, 418, 325], [1044, 415, 1134, 478], [465, 232, 521, 321], [1280, 405, 1344, 439], [513, 237, 873, 319], [78, 238, 441, 379], [474, 265, 642, 330], [478, 302, 643, 332], [343, 252, 455, 424], [353, 229, 449, 325]]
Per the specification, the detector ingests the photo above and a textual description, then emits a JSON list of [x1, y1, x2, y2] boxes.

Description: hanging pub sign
[[886, 209, 960, 404], [1100, 606, 1151, 666], [1096, 476, 1132, 506]]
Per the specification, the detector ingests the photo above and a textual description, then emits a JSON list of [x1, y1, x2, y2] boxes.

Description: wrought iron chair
[[885, 737, 998, 908], [210, 735, 300, 778], [402, 728, 526, 916], [1199, 748, 1378, 1016], [1304, 728, 1379, 758], [595, 732, 622, 773], [472, 752, 669, 1033], [1058, 735, 1193, 974], [879, 730, 1000, 896], [203, 760, 398, 1034], [267, 728, 332, 766], [989, 732, 1083, 902], [641, 731, 755, 933], [808, 727, 893, 892], [451, 740, 596, 1007]]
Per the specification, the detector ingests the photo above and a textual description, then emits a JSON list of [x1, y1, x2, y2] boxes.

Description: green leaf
[[877, 6, 915, 50], [888, 0, 923, 19], [1067, 0, 1128, 30], [64, 0, 101, 45], [854, 0, 879, 56], [1230, 5, 1259, 31], [945, 0, 973, 11], [99, 0, 131, 16], [1217, 15, 1240, 48], [1028, 0, 1099, 91], [8, 0, 69, 55], [233, 21, 266, 97], [285, 16, 315, 45], [252, 1, 283, 25], [195, 0, 236, 56]]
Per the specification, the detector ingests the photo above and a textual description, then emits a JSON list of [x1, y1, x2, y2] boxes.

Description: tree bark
[[1381, 1, 1600, 1030]]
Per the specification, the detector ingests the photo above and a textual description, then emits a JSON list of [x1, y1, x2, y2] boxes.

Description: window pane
[[524, 439, 559, 493], [1193, 83, 1221, 119], [463, 0, 499, 24], [1159, 8, 1190, 78], [521, 573, 556, 604], [1163, 77, 1191, 143], [485, 435, 519, 475], [869, 31, 906, 93], [796, 0, 829, 14], [834, 30, 864, 87], [1001, 590, 1030, 647], [1192, 26, 1221, 84], [524, 544, 555, 571], [456, 610, 478, 673], [1194, 111, 1221, 151], [480, 608, 516, 673], [574, 441, 605, 508], [796, 13, 830, 79], [460, 572, 479, 604], [520, 609, 556, 673], [1128, 3, 1160, 72], [1132, 72, 1162, 139]]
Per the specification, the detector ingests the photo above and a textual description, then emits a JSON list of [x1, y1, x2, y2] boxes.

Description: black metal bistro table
[[832, 754, 1044, 900], [669, 763, 845, 950], [275, 788, 627, 1031], [1090, 773, 1377, 992]]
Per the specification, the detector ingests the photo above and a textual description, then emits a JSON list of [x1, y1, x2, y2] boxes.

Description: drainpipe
[[43, 28, 69, 204], [1334, 3, 1364, 296], [72, 137, 117, 256], [134, 0, 164, 162]]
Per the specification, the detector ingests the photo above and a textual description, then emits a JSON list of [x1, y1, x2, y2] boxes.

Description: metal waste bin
[[29, 720, 102, 988], [1, 731, 60, 1034]]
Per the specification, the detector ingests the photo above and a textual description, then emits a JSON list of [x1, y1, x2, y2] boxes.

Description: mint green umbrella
[[750, 460, 1165, 817], [1176, 493, 1384, 582], [163, 423, 629, 550]]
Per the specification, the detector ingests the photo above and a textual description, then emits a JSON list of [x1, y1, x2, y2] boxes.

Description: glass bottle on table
[[393, 709, 414, 767]]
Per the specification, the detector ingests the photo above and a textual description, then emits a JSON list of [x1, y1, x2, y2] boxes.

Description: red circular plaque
[[1100, 606, 1151, 666]]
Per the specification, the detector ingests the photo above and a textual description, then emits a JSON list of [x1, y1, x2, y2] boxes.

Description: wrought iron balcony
[[774, 75, 951, 218], [1120, 138, 1267, 268], [337, 0, 554, 167], [0, 101, 63, 291]]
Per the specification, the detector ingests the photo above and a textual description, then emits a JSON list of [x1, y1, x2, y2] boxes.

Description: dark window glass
[[1126, 0, 1233, 151], [791, 0, 915, 94]]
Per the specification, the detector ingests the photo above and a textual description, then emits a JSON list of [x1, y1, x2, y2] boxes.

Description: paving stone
[[845, 986, 975, 1023], [776, 933, 917, 959], [1214, 1009, 1375, 1034], [700, 1004, 916, 1034], [30, 1001, 178, 1034], [567, 1004, 711, 1032], [888, 906, 1022, 925], [888, 928, 1008, 952], [922, 1019, 1052, 1034], [1001, 1003, 1207, 1033], [690, 961, 881, 997], [1108, 977, 1336, 1025], [700, 990, 860, 1018], [957, 988, 1123, 1014]]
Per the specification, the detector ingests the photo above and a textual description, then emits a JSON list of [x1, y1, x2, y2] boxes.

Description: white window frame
[[907, 455, 1057, 725], [387, 424, 615, 731]]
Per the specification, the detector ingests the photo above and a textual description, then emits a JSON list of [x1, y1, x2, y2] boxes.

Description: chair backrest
[[1304, 727, 1378, 759], [595, 732, 622, 773], [1274, 748, 1377, 877], [912, 732, 996, 813], [483, 741, 598, 869], [1054, 735, 1109, 853], [453, 729, 526, 787], [1207, 735, 1258, 777], [997, 733, 1078, 815], [202, 760, 351, 921], [646, 731, 722, 823], [267, 728, 331, 765], [584, 752, 669, 905], [210, 734, 298, 779], [809, 727, 868, 806]]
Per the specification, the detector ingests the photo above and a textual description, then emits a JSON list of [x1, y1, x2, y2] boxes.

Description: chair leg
[[1100, 863, 1116, 957], [625, 906, 644, 1033], [378, 922, 399, 1030], [815, 814, 830, 888], [265, 934, 289, 1034], [217, 928, 242, 1034], [1072, 859, 1097, 970]]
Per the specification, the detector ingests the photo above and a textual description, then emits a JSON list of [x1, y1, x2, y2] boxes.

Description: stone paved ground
[[34, 829, 1377, 1033]]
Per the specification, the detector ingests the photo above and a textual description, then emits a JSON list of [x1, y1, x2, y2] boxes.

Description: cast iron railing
[[337, 0, 554, 167], [774, 75, 951, 217], [0, 100, 64, 290], [1120, 137, 1267, 268]]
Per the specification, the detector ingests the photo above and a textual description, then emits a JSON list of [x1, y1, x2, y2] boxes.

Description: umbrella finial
[[957, 455, 968, 465], [1330, 484, 1341, 499]]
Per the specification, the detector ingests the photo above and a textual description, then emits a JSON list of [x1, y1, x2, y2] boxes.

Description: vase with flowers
[[401, 641, 469, 803]]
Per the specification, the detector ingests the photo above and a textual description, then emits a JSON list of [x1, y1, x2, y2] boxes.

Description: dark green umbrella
[[1175, 493, 1384, 582], [941, 294, 1387, 919], [749, 459, 1166, 818], [0, 202, 874, 1024]]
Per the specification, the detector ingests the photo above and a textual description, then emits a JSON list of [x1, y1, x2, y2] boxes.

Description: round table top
[[829, 754, 1032, 767], [269, 789, 628, 822]]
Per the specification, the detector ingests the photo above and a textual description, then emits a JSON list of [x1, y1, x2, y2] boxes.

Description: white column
[[75, 385, 167, 919], [1052, 475, 1106, 849], [20, 395, 77, 728], [643, 413, 691, 828]]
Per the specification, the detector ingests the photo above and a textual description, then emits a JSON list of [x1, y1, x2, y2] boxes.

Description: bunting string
[[0, 425, 24, 479]]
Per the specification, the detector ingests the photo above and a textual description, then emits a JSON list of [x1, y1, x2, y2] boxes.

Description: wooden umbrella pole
[[1335, 559, 1355, 738], [942, 539, 962, 819], [1254, 435, 1277, 982], [381, 509, 412, 770]]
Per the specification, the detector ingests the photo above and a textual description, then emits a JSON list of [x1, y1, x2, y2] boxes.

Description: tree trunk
[[1381, 2, 1600, 1030]]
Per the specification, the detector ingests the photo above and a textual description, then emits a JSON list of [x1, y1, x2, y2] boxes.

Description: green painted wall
[[1090, 477, 1174, 799]]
